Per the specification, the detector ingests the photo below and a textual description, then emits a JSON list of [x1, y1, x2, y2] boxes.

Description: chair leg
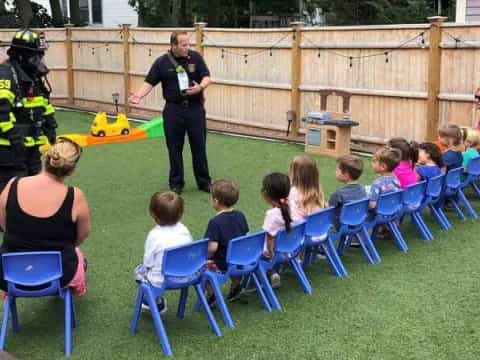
[[323, 239, 347, 277], [209, 275, 235, 329], [71, 299, 77, 329], [256, 266, 281, 311], [429, 204, 451, 230], [336, 235, 347, 256], [194, 284, 222, 337], [290, 259, 312, 295], [130, 287, 144, 334], [387, 222, 408, 253], [250, 272, 272, 312], [177, 287, 189, 319], [145, 288, 173, 356], [370, 225, 379, 242], [64, 290, 72, 357], [318, 242, 340, 276], [0, 298, 10, 350], [458, 190, 478, 219], [412, 212, 434, 240], [10, 298, 18, 333], [471, 181, 480, 198], [450, 197, 466, 221], [360, 227, 381, 264]]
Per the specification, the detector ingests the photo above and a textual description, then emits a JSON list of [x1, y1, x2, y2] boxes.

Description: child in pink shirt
[[388, 137, 419, 188]]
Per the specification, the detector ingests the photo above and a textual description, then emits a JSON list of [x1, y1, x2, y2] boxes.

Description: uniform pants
[[0, 147, 42, 193], [163, 102, 211, 189]]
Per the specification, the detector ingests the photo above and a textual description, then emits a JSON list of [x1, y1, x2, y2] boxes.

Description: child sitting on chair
[[204, 179, 249, 304], [261, 173, 293, 289], [368, 147, 402, 210], [417, 142, 444, 181], [328, 155, 367, 218], [440, 124, 464, 171], [134, 191, 193, 313], [388, 137, 419, 188]]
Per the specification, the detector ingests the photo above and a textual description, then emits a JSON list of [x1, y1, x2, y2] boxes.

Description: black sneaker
[[198, 184, 211, 193], [226, 284, 242, 302], [207, 294, 216, 307], [170, 187, 183, 195]]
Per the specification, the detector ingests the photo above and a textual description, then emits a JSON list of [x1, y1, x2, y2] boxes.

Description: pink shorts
[[66, 247, 87, 297]]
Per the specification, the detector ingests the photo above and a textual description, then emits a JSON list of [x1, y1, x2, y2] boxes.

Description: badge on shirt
[[176, 65, 189, 92], [188, 63, 196, 73]]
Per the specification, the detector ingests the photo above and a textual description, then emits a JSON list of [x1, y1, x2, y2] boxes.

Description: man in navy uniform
[[130, 31, 211, 194], [0, 29, 57, 192]]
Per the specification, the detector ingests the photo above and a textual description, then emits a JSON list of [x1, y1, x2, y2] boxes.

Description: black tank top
[[0, 177, 78, 287]]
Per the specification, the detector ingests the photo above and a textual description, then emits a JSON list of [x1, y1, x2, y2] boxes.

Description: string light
[[244, 54, 248, 64], [221, 48, 224, 59], [148, 48, 152, 57], [349, 56, 353, 68], [317, 49, 321, 58], [420, 32, 426, 48], [269, 48, 272, 56], [384, 51, 389, 63]]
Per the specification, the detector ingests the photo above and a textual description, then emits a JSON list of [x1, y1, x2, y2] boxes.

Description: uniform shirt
[[368, 175, 401, 202], [443, 149, 463, 171], [204, 210, 249, 271], [141, 223, 193, 287], [462, 148, 479, 168], [416, 164, 442, 180], [145, 50, 210, 103], [393, 161, 417, 188]]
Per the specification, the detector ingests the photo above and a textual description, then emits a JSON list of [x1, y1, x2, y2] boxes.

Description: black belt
[[167, 99, 201, 108]]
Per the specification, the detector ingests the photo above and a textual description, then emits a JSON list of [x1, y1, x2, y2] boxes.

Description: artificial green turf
[[2, 110, 479, 359]]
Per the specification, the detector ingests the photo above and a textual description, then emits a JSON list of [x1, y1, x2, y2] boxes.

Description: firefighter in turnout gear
[[0, 29, 57, 192]]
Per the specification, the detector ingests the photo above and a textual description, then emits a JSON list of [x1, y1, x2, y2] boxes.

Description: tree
[[128, 0, 174, 27], [49, 0, 64, 27]]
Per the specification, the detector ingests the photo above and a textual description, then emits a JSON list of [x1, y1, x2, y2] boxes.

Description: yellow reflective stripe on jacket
[[22, 96, 49, 109], [0, 89, 15, 105], [44, 103, 55, 116], [0, 135, 47, 147], [0, 113, 16, 133]]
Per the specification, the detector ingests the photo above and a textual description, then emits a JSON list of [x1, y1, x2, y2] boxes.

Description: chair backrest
[[274, 221, 306, 254], [445, 167, 463, 189], [466, 156, 480, 176], [305, 206, 335, 237], [426, 173, 444, 198], [402, 181, 426, 209], [339, 198, 369, 226], [2, 251, 63, 297], [375, 190, 404, 216], [226, 231, 265, 267], [162, 239, 209, 279]]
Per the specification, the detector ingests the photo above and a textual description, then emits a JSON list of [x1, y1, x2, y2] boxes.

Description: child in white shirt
[[134, 191, 193, 313]]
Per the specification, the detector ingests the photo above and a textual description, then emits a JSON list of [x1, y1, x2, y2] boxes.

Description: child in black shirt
[[204, 179, 249, 303]]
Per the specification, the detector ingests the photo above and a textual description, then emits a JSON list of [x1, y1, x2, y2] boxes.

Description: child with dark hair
[[388, 137, 419, 188], [134, 190, 193, 313], [417, 142, 444, 180], [261, 172, 293, 288], [368, 147, 402, 209], [328, 155, 367, 228], [204, 179, 249, 303], [439, 124, 464, 171]]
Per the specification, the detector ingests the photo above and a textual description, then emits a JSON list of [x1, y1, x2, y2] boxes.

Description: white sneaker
[[269, 273, 281, 289], [316, 253, 327, 261], [141, 297, 167, 314]]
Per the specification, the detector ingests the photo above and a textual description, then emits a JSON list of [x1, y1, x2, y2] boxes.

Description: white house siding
[[31, 0, 138, 26]]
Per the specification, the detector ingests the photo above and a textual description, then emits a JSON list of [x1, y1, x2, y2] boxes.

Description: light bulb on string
[[384, 51, 389, 63], [317, 48, 321, 58], [349, 56, 353, 68], [244, 54, 248, 64], [148, 48, 152, 57], [221, 48, 224, 59], [91, 47, 95, 55], [269, 48, 272, 56], [420, 32, 426, 49]]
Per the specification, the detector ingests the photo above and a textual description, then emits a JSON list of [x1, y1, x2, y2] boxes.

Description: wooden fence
[[1, 18, 480, 150]]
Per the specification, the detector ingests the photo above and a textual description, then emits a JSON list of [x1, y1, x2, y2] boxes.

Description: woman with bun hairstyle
[[0, 137, 90, 296]]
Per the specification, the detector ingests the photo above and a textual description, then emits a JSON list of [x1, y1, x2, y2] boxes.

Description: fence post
[[122, 24, 131, 115], [194, 22, 207, 56], [426, 16, 447, 141], [290, 21, 304, 138], [65, 24, 74, 106]]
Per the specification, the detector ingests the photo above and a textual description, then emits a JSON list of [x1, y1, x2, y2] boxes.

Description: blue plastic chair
[[334, 199, 381, 264], [260, 221, 311, 311], [130, 239, 221, 357], [201, 231, 273, 328], [0, 251, 76, 357], [401, 181, 434, 241], [462, 156, 480, 197], [421, 173, 451, 230], [303, 207, 347, 277], [367, 190, 408, 253], [442, 167, 478, 221]]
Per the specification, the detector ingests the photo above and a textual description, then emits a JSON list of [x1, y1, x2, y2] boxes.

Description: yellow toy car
[[91, 112, 131, 137]]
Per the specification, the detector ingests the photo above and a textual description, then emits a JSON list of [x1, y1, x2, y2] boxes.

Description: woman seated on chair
[[0, 137, 90, 296]]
